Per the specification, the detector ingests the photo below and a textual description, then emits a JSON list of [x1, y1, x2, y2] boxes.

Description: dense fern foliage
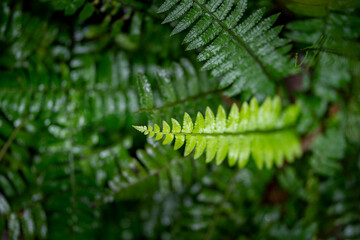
[[0, 0, 359, 239]]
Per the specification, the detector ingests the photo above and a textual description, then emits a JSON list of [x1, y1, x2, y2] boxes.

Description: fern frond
[[0, 167, 47, 240], [0, 52, 138, 125], [159, 0, 295, 98], [286, 11, 360, 101], [134, 96, 301, 169], [136, 59, 220, 122], [105, 144, 207, 199]]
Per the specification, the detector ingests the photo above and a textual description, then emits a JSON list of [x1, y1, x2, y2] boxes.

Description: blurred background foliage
[[0, 0, 359, 239]]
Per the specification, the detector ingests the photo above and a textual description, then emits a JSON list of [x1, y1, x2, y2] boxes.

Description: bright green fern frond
[[158, 0, 295, 98], [134, 96, 302, 169]]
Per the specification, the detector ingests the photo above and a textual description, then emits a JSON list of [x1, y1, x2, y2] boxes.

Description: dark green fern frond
[[310, 128, 346, 177], [286, 10, 360, 102], [0, 167, 47, 240], [34, 125, 109, 239], [0, 52, 138, 126], [101, 144, 207, 201], [136, 59, 220, 122], [284, 0, 360, 17], [158, 0, 294, 98], [134, 96, 301, 169]]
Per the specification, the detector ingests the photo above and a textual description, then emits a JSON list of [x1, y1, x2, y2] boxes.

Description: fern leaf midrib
[[97, 155, 187, 204], [0, 115, 27, 162], [145, 126, 295, 136], [295, 47, 351, 59], [193, 0, 275, 82], [305, 2, 330, 72], [135, 85, 227, 113], [0, 87, 126, 93]]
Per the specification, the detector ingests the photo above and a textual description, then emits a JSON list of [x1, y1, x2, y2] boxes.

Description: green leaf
[[206, 136, 217, 163], [214, 0, 235, 20], [171, 5, 202, 35], [163, 121, 174, 144], [183, 14, 212, 43], [204, 107, 216, 133], [79, 2, 95, 22], [158, 0, 181, 13], [227, 103, 240, 131], [156, 70, 177, 104], [194, 112, 206, 158], [0, 195, 10, 214], [183, 113, 196, 156], [21, 209, 35, 239], [136, 73, 154, 110], [171, 63, 188, 99], [130, 12, 142, 37], [162, 0, 193, 24], [172, 118, 185, 150], [9, 213, 20, 240], [224, 0, 247, 28]]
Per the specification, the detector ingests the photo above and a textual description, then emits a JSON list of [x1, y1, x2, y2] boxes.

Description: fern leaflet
[[134, 96, 301, 169]]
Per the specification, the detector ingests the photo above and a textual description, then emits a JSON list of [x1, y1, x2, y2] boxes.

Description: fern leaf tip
[[133, 125, 147, 132]]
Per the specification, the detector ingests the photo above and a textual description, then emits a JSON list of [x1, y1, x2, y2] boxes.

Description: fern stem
[[294, 47, 356, 59], [306, 2, 330, 73], [0, 116, 26, 162], [135, 86, 226, 113], [145, 127, 295, 136], [193, 0, 275, 82]]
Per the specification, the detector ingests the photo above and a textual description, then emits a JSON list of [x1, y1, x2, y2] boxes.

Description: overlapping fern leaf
[[134, 96, 301, 169], [0, 166, 47, 240], [136, 59, 220, 123], [286, 11, 360, 102], [158, 0, 294, 98], [104, 144, 207, 200]]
